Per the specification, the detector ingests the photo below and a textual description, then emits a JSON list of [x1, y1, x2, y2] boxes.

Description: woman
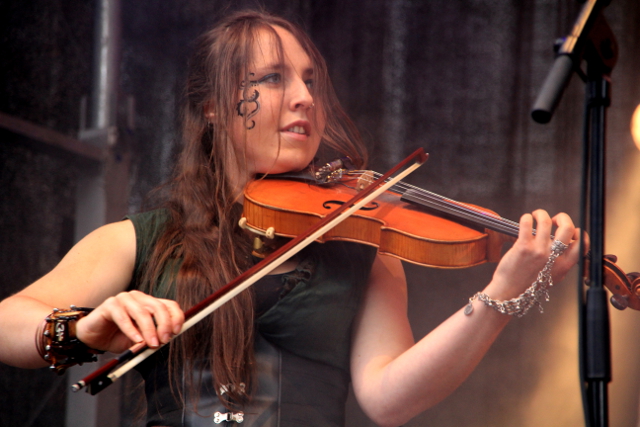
[[0, 10, 584, 427]]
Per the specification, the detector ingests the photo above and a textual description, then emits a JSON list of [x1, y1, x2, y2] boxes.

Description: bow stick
[[72, 148, 428, 394]]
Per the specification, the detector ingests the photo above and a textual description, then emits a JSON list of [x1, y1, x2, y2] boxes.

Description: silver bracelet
[[464, 240, 569, 318]]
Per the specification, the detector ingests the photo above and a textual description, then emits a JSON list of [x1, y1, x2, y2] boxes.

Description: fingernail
[[134, 334, 143, 343], [151, 337, 159, 347], [163, 333, 171, 343]]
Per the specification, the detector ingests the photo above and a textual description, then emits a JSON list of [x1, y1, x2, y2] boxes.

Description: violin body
[[243, 177, 513, 269]]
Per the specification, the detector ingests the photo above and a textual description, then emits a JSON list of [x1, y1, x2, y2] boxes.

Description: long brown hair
[[140, 10, 368, 410]]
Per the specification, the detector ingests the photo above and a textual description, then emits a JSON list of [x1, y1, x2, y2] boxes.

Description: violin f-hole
[[323, 200, 379, 211]]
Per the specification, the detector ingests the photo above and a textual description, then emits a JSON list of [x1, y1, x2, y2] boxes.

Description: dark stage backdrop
[[2, 1, 640, 426]]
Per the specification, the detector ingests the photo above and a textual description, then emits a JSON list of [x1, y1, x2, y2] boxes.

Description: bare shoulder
[[17, 220, 137, 307]]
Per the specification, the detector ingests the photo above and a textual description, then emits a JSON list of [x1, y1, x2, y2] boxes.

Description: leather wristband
[[36, 306, 104, 375]]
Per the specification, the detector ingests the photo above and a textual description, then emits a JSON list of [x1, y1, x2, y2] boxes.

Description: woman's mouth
[[282, 121, 311, 137], [287, 126, 306, 135]]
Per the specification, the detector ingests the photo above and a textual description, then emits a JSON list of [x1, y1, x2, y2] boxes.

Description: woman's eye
[[258, 73, 281, 84], [304, 79, 314, 90]]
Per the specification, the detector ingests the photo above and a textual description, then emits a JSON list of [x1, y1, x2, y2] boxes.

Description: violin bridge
[[356, 170, 375, 191]]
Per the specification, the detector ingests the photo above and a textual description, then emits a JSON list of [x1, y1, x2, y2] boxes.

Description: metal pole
[[66, 0, 123, 426]]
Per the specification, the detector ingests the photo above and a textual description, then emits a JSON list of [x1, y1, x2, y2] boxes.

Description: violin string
[[345, 170, 521, 237], [406, 193, 520, 237], [378, 172, 522, 236]]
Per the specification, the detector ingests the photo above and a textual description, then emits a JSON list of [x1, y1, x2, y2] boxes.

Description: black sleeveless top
[[126, 210, 377, 426]]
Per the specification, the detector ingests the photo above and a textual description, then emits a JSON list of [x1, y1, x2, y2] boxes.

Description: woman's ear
[[204, 103, 216, 123]]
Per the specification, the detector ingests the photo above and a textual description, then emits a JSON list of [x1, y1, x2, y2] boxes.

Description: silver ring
[[551, 239, 569, 255]]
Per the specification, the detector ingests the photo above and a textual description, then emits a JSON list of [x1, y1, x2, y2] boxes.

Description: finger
[[101, 294, 145, 344], [518, 213, 534, 242], [562, 227, 588, 265], [115, 292, 163, 348], [551, 212, 575, 245], [582, 229, 591, 254], [140, 300, 174, 344], [138, 297, 184, 344], [531, 209, 553, 247], [158, 299, 185, 335]]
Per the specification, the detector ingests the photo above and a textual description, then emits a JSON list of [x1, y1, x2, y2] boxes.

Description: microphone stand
[[531, 1, 618, 426]]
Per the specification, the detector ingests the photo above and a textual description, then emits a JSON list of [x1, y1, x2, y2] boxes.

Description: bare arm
[[0, 219, 183, 368], [350, 210, 584, 427]]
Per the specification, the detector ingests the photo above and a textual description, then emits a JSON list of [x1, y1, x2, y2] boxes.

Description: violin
[[240, 166, 640, 310], [243, 170, 515, 268]]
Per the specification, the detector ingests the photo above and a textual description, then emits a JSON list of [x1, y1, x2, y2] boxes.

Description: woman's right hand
[[0, 219, 160, 368], [76, 290, 185, 353]]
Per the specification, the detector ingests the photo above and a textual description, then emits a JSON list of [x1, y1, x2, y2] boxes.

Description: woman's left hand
[[487, 209, 586, 301]]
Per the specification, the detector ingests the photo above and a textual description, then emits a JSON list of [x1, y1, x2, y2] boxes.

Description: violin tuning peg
[[610, 294, 629, 310], [627, 272, 640, 281], [633, 282, 640, 299]]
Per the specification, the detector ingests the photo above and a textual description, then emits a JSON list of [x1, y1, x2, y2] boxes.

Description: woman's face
[[229, 26, 324, 177]]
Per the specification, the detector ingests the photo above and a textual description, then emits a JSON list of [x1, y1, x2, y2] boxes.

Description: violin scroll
[[602, 255, 640, 311]]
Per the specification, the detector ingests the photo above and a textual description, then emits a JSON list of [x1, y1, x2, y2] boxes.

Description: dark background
[[2, 0, 640, 426]]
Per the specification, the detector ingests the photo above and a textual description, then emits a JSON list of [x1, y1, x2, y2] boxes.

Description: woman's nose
[[288, 76, 313, 111]]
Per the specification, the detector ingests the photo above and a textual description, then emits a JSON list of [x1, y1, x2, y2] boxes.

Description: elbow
[[363, 407, 413, 427], [358, 396, 422, 427], [356, 384, 445, 427], [369, 415, 403, 427]]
